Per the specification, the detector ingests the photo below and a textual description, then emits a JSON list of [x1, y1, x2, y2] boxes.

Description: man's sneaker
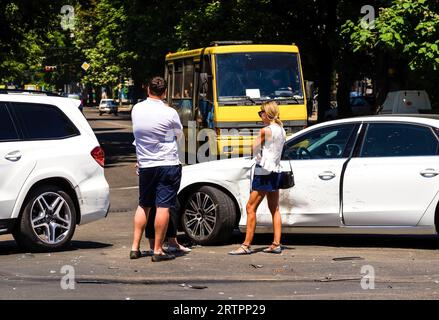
[[151, 253, 175, 262]]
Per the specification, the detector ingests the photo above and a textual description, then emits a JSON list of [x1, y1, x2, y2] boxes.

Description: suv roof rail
[[210, 40, 253, 46], [0, 89, 60, 96]]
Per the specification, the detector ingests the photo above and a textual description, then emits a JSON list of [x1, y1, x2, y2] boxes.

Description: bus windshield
[[216, 52, 303, 105]]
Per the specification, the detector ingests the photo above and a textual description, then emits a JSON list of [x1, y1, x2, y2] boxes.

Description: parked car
[[325, 95, 374, 120], [379, 90, 431, 114], [0, 89, 84, 113], [98, 99, 118, 116], [0, 93, 110, 251], [178, 115, 439, 245]]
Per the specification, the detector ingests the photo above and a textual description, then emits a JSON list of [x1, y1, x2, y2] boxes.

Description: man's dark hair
[[148, 76, 167, 96]]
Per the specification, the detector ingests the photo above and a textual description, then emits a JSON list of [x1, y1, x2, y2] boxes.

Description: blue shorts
[[251, 165, 282, 192], [138, 165, 182, 208]]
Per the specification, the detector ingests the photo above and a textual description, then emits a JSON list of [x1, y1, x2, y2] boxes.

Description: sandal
[[263, 242, 282, 254], [228, 244, 252, 255]]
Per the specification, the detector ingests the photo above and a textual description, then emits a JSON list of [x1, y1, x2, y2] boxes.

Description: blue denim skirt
[[251, 165, 282, 192]]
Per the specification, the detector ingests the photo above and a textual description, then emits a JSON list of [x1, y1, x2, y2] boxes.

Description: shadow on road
[[87, 117, 132, 122], [229, 232, 439, 251], [68, 240, 113, 251], [92, 128, 121, 132], [0, 240, 112, 255]]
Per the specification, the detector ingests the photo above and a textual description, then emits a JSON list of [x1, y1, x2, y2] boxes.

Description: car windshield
[[216, 52, 303, 105]]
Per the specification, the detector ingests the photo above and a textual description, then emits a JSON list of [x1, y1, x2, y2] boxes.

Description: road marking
[[111, 186, 139, 191]]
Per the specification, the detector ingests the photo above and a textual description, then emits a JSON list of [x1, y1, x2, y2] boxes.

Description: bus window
[[173, 61, 183, 99], [183, 61, 194, 98], [216, 52, 303, 104], [198, 55, 214, 128], [172, 59, 194, 126]]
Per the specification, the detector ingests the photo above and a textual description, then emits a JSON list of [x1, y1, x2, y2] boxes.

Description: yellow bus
[[165, 41, 307, 160]]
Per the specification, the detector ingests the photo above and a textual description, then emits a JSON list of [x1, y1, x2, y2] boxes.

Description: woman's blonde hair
[[261, 101, 283, 127]]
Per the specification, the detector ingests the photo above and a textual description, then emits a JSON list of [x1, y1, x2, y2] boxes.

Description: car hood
[[183, 156, 254, 173], [181, 157, 254, 188]]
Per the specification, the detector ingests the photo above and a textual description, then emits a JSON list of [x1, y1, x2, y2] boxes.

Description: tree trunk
[[317, 47, 333, 123], [336, 67, 353, 118]]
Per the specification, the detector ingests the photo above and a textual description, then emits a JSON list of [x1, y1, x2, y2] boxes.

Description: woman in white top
[[229, 101, 286, 255]]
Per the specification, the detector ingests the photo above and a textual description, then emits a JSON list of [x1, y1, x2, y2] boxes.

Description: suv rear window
[[0, 104, 19, 141], [12, 102, 79, 140]]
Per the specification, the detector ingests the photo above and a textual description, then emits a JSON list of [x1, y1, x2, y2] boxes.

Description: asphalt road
[[1, 107, 439, 302]]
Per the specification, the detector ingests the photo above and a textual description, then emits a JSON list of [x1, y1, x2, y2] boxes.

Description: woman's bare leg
[[243, 191, 266, 246], [267, 191, 281, 245]]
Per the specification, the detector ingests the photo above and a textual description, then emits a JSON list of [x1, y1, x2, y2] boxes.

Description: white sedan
[[178, 115, 439, 245]]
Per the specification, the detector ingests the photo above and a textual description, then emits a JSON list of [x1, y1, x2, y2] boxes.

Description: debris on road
[[250, 264, 264, 269]]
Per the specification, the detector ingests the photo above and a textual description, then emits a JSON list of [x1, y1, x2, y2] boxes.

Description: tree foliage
[[342, 0, 439, 71], [0, 0, 438, 110], [74, 0, 136, 86]]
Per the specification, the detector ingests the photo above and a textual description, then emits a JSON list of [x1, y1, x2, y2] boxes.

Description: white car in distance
[[178, 115, 439, 245], [98, 99, 118, 116], [0, 93, 110, 251]]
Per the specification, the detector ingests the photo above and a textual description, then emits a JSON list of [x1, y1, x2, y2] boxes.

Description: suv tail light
[[91, 146, 105, 167]]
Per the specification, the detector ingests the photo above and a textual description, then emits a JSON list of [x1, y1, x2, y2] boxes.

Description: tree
[[74, 0, 135, 88], [342, 0, 439, 106]]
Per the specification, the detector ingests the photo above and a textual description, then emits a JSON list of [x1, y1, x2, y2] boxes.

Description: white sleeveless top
[[256, 124, 286, 173]]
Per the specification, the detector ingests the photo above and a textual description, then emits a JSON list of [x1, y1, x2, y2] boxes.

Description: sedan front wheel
[[182, 186, 236, 245]]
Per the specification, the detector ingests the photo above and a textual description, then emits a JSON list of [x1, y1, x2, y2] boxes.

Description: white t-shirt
[[256, 124, 286, 173], [132, 98, 183, 168]]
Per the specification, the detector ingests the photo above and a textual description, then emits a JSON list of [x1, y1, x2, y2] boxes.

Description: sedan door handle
[[420, 169, 439, 178], [318, 171, 336, 180], [4, 150, 22, 162]]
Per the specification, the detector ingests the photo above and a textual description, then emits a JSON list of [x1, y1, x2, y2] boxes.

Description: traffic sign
[[81, 62, 90, 71]]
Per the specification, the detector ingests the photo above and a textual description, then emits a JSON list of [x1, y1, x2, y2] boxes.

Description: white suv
[[0, 93, 110, 251]]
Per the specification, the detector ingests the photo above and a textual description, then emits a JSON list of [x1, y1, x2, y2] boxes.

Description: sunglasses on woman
[[258, 110, 265, 117]]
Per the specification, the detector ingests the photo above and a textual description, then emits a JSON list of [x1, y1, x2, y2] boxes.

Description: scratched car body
[[178, 115, 439, 245]]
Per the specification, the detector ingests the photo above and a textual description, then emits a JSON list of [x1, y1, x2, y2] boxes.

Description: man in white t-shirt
[[130, 76, 183, 262]]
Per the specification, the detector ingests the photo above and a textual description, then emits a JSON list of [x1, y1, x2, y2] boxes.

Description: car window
[[360, 123, 439, 157], [0, 104, 19, 141], [12, 103, 79, 140], [282, 124, 356, 160]]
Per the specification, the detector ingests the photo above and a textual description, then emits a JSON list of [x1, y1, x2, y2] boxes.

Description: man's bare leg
[[153, 207, 170, 254], [131, 206, 150, 251]]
